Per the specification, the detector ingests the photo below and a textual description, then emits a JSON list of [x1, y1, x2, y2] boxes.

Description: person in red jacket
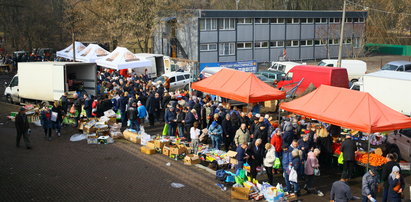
[[270, 128, 283, 174]]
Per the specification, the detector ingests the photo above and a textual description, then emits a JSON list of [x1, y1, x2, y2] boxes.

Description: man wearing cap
[[340, 134, 357, 179], [15, 107, 31, 149], [362, 168, 378, 202]]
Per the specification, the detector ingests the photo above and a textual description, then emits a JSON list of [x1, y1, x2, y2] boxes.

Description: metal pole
[[72, 32, 76, 61], [367, 133, 370, 171], [337, 0, 346, 67]]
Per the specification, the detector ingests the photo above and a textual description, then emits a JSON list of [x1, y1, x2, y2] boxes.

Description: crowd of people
[[13, 68, 406, 201]]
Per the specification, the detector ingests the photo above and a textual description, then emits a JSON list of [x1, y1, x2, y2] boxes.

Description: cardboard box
[[184, 154, 201, 165], [185, 147, 193, 154], [226, 151, 238, 165], [170, 145, 186, 155], [231, 187, 250, 200], [87, 138, 98, 144], [123, 130, 140, 144], [96, 128, 110, 137], [107, 117, 117, 125], [98, 136, 109, 144], [154, 140, 170, 149], [141, 146, 156, 155], [146, 141, 156, 149], [83, 126, 97, 134], [162, 146, 171, 156]]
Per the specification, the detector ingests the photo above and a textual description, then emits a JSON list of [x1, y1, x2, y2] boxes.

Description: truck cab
[[4, 75, 19, 104]]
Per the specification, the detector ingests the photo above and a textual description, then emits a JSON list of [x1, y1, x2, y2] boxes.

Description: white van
[[200, 67, 225, 78], [267, 61, 301, 73], [318, 59, 367, 82]]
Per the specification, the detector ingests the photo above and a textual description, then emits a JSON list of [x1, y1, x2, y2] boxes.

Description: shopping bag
[[314, 168, 320, 176], [51, 112, 58, 122], [289, 167, 298, 183], [338, 152, 344, 164], [162, 124, 169, 136], [69, 105, 76, 114], [273, 158, 281, 169], [116, 110, 122, 120]]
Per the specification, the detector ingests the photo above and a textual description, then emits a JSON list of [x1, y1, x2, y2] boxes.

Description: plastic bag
[[33, 120, 42, 127], [104, 109, 116, 117], [338, 152, 344, 164], [289, 167, 297, 183], [314, 168, 320, 176], [170, 183, 185, 188], [70, 133, 87, 142], [162, 124, 168, 136], [273, 157, 281, 169]]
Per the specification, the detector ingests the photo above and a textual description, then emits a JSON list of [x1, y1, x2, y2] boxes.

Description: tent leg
[[277, 100, 282, 123], [367, 133, 370, 171]]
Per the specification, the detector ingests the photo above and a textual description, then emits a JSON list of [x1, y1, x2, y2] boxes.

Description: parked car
[[317, 59, 367, 82], [267, 61, 301, 73], [387, 128, 411, 161], [254, 71, 285, 84], [253, 73, 272, 86], [154, 71, 192, 91], [381, 61, 411, 72]]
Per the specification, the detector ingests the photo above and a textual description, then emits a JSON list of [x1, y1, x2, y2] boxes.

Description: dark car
[[254, 71, 286, 83]]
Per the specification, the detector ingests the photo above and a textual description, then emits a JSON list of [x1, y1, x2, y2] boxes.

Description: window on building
[[200, 18, 217, 31], [238, 18, 252, 24], [345, 18, 353, 23], [237, 42, 252, 49], [300, 40, 306, 46], [359, 18, 365, 23], [270, 41, 284, 47], [200, 43, 217, 51], [315, 18, 327, 24], [314, 40, 320, 45], [344, 38, 352, 44], [353, 18, 359, 23], [286, 18, 292, 24], [277, 18, 285, 23], [328, 39, 334, 45], [291, 40, 299, 47], [219, 43, 235, 55], [292, 18, 300, 24], [301, 18, 313, 24], [285, 40, 292, 47], [255, 41, 268, 48], [353, 38, 361, 48], [219, 18, 235, 30], [306, 40, 313, 46], [255, 18, 269, 24], [330, 18, 341, 23], [334, 39, 339, 44]]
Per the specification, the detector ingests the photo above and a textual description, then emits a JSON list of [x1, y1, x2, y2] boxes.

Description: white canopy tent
[[56, 41, 86, 60], [76, 44, 110, 63], [96, 47, 151, 70]]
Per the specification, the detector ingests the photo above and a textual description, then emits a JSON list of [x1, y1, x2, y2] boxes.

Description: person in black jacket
[[254, 124, 269, 149], [72, 93, 83, 127], [146, 92, 160, 127], [183, 107, 194, 140], [127, 102, 139, 130], [340, 134, 357, 179], [222, 114, 234, 151], [382, 153, 401, 202], [117, 92, 128, 127], [15, 107, 31, 149], [59, 92, 69, 114], [164, 107, 177, 136], [51, 101, 64, 137], [175, 109, 185, 138], [83, 94, 93, 118], [247, 138, 264, 180]]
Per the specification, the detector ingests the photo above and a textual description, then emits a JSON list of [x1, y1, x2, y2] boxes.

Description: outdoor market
[[7, 42, 411, 201]]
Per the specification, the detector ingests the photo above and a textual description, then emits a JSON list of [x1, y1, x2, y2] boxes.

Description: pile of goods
[[355, 152, 387, 167]]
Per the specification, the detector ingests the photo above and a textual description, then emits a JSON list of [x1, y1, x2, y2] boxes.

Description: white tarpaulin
[[76, 44, 110, 63], [96, 47, 151, 70], [56, 41, 86, 60]]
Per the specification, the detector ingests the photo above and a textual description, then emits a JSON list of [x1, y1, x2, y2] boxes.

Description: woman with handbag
[[263, 143, 276, 185], [388, 166, 404, 202], [40, 104, 53, 141], [304, 148, 324, 196]]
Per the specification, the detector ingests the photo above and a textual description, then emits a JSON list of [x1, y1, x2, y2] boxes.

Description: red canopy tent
[[280, 85, 411, 133], [192, 68, 286, 103]]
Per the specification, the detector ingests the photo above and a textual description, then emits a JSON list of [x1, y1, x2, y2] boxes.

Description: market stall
[[191, 68, 286, 103], [76, 44, 110, 63], [56, 41, 86, 61], [280, 85, 411, 169], [95, 47, 151, 71]]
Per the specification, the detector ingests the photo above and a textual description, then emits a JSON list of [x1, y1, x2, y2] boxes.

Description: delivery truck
[[4, 62, 97, 104], [351, 70, 411, 116], [277, 65, 349, 97], [317, 59, 367, 82]]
